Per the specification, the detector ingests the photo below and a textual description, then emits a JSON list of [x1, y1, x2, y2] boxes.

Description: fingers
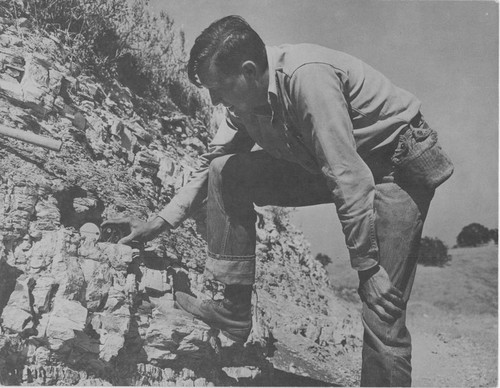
[[101, 218, 134, 245], [380, 297, 403, 320], [372, 305, 395, 324], [359, 266, 406, 323], [118, 233, 134, 245], [386, 289, 405, 309], [101, 218, 130, 228], [372, 301, 401, 323], [117, 226, 146, 245], [390, 286, 403, 299], [365, 289, 405, 323]]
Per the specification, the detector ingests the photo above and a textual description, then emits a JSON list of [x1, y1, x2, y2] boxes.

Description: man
[[105, 15, 453, 386]]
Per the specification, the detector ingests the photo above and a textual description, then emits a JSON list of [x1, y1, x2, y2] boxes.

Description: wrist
[[150, 216, 171, 232], [358, 264, 380, 282]]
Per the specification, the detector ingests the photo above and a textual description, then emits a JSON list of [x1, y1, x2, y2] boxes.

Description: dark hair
[[188, 15, 267, 87]]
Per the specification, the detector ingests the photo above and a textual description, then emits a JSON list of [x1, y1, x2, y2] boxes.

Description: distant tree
[[315, 253, 332, 267], [489, 228, 498, 245], [418, 237, 450, 267], [457, 223, 491, 247]]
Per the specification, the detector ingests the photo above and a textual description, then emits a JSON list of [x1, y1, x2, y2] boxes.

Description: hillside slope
[[324, 243, 498, 387], [0, 13, 362, 386], [409, 245, 497, 387]]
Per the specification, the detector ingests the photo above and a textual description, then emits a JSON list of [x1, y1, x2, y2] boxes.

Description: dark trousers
[[204, 149, 433, 386]]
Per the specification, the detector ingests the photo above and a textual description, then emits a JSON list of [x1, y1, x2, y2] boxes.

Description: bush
[[20, 0, 128, 73], [315, 253, 332, 267], [269, 207, 289, 233], [457, 223, 491, 247], [489, 228, 498, 245], [418, 237, 450, 267], [5, 0, 211, 122]]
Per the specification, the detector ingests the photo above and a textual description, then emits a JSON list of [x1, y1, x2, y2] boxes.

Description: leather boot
[[175, 285, 252, 343]]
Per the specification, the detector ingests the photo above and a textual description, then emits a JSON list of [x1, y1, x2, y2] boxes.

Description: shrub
[[418, 236, 450, 267], [20, 0, 127, 73], [457, 223, 491, 247], [269, 207, 289, 233], [489, 228, 498, 245], [315, 253, 332, 267], [5, 0, 211, 123]]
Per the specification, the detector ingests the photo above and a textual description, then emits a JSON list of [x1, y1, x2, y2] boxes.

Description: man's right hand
[[101, 216, 171, 245], [358, 265, 405, 324]]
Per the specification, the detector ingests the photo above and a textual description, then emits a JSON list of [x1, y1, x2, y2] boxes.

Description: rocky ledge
[[0, 14, 362, 386]]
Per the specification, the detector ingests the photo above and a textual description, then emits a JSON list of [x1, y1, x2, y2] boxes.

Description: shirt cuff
[[157, 201, 187, 229], [350, 253, 379, 272]]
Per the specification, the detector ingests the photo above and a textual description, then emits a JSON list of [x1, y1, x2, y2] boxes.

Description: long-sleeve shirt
[[158, 43, 421, 271]]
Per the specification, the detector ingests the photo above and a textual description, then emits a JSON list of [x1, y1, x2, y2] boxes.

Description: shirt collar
[[265, 46, 279, 100]]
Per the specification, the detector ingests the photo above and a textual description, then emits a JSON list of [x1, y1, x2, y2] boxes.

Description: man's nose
[[209, 90, 222, 106]]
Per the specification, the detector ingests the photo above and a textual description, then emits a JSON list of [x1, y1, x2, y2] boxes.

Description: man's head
[[188, 15, 269, 114]]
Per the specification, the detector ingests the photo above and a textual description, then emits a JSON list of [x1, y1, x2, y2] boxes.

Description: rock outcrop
[[0, 12, 362, 387]]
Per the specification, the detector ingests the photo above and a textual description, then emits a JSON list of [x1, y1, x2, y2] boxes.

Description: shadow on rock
[[0, 259, 22, 315], [269, 369, 341, 387]]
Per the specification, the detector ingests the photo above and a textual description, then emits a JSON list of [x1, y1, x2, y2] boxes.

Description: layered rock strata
[[0, 14, 362, 386]]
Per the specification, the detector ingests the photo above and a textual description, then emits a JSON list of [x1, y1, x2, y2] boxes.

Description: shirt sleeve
[[288, 64, 379, 271], [157, 112, 255, 228]]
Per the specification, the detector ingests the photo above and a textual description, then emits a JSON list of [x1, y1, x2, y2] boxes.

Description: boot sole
[[220, 328, 251, 343], [174, 301, 251, 343]]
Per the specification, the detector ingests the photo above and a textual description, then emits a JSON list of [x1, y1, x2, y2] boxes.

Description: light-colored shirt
[[159, 43, 421, 271]]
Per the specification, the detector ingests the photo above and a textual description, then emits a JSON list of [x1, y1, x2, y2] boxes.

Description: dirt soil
[[409, 245, 498, 387], [321, 244, 498, 387]]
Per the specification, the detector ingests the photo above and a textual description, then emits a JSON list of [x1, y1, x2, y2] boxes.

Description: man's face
[[198, 60, 267, 115]]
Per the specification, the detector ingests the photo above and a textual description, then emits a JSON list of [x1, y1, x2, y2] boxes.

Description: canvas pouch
[[391, 119, 454, 190]]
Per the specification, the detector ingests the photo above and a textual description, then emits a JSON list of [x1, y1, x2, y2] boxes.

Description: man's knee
[[363, 307, 411, 349], [208, 154, 250, 199], [208, 154, 235, 177], [209, 153, 257, 183]]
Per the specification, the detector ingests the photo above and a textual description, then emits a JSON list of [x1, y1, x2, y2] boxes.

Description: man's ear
[[241, 60, 259, 80]]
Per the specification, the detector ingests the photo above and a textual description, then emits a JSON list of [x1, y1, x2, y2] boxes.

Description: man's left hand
[[358, 265, 405, 323]]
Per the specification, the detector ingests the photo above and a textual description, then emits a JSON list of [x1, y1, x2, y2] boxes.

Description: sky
[[151, 0, 498, 258]]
